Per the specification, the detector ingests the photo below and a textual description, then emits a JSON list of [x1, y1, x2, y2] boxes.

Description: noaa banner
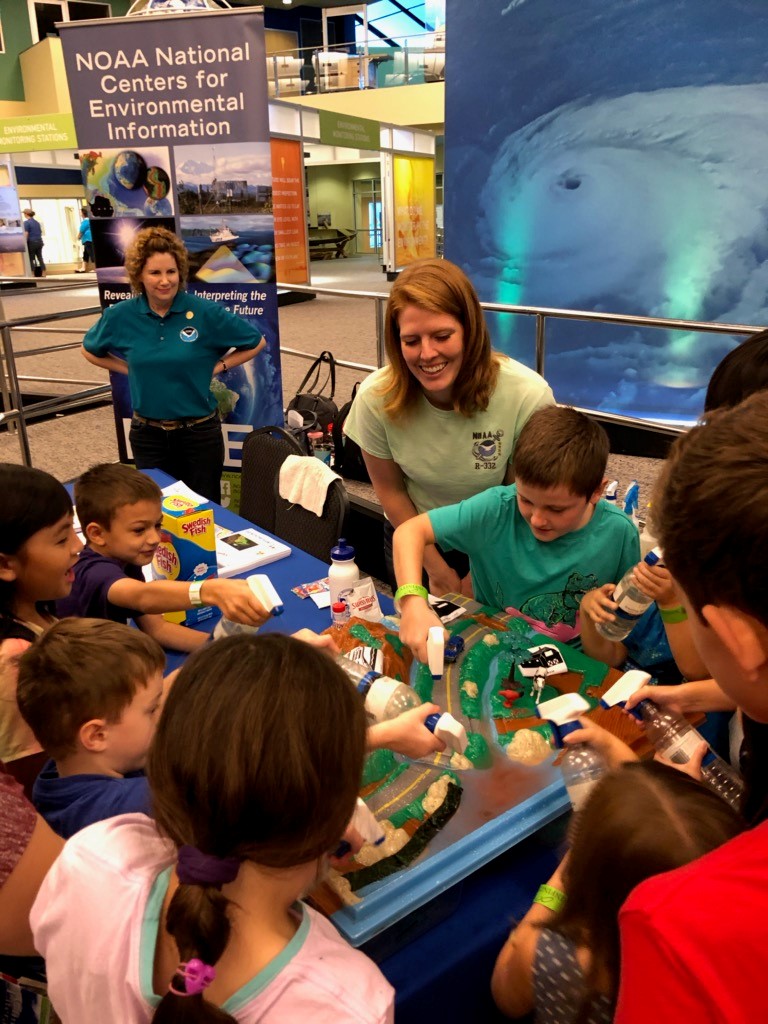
[[393, 155, 436, 268], [60, 10, 283, 509], [445, 0, 768, 422]]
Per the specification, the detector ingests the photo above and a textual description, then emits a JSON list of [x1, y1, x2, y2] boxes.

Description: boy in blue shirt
[[56, 462, 269, 651], [17, 619, 447, 838], [394, 406, 640, 663], [16, 618, 163, 839]]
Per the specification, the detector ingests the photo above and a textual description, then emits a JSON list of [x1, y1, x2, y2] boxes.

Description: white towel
[[278, 454, 340, 518]]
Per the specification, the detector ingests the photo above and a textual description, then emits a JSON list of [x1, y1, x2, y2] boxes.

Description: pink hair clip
[[169, 958, 216, 997]]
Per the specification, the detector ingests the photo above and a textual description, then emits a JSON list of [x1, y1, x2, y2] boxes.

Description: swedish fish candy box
[[152, 494, 217, 625]]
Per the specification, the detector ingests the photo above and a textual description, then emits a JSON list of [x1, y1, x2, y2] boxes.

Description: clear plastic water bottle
[[336, 654, 467, 752], [561, 743, 607, 812], [596, 547, 663, 642], [537, 693, 607, 811], [638, 703, 743, 809], [337, 654, 420, 719]]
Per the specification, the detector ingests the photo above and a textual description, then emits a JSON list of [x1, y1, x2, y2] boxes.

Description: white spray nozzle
[[432, 711, 468, 755], [536, 693, 591, 749], [600, 670, 652, 709], [536, 692, 590, 725], [351, 797, 385, 846], [427, 626, 445, 680], [247, 574, 283, 616]]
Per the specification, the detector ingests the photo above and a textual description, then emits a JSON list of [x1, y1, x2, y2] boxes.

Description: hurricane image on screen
[[474, 84, 768, 419], [445, 0, 768, 422]]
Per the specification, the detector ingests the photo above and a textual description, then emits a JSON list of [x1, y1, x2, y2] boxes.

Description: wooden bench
[[308, 228, 354, 260]]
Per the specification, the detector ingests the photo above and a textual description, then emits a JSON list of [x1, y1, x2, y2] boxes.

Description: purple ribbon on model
[[176, 845, 241, 887]]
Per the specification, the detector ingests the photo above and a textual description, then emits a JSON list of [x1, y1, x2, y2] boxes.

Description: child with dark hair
[[17, 618, 166, 838], [492, 759, 743, 1023], [704, 328, 768, 412], [0, 464, 81, 767], [57, 462, 272, 652], [609, 392, 768, 1023], [30, 633, 394, 1022], [395, 405, 639, 662]]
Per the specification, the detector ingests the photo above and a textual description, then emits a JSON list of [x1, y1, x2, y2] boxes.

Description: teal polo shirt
[[83, 291, 261, 420]]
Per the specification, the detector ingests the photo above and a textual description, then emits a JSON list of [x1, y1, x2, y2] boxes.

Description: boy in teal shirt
[[394, 406, 639, 663]]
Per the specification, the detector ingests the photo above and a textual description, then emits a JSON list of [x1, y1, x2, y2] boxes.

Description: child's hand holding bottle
[[200, 578, 271, 626], [398, 596, 447, 665]]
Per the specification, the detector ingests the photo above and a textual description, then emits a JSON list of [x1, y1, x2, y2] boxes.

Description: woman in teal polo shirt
[[81, 226, 263, 502]]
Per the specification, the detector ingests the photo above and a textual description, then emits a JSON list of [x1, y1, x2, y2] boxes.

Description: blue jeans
[[129, 414, 224, 503]]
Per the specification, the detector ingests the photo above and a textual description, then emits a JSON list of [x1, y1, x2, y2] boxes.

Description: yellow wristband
[[659, 605, 687, 624], [394, 583, 429, 613], [532, 883, 566, 913]]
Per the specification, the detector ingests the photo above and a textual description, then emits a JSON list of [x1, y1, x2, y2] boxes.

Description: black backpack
[[332, 383, 371, 483], [285, 350, 338, 434]]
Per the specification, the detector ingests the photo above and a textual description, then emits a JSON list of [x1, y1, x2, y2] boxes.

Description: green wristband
[[659, 605, 687, 624], [394, 583, 429, 612], [532, 883, 566, 913]]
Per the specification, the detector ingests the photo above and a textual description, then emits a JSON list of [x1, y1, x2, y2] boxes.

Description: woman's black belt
[[132, 411, 219, 431]]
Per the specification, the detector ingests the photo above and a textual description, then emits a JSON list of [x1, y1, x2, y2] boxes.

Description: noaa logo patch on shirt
[[180, 326, 198, 343]]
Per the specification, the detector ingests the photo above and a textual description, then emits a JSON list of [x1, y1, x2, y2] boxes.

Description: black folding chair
[[240, 425, 349, 562]]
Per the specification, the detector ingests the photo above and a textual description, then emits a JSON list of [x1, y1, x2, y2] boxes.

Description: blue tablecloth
[[143, 469, 392, 649]]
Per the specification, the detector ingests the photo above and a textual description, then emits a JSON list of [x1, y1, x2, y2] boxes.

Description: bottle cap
[[644, 546, 664, 566], [332, 601, 347, 613], [331, 538, 355, 561], [364, 676, 403, 722], [308, 431, 323, 440]]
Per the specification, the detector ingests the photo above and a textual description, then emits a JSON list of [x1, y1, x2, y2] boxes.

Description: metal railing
[[3, 277, 765, 466], [0, 288, 105, 464], [273, 281, 766, 440], [265, 29, 445, 98]]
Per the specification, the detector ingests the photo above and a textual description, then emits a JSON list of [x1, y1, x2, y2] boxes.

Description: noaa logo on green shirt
[[180, 326, 198, 343]]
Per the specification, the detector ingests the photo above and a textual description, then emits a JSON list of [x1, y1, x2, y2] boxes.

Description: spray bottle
[[596, 548, 664, 643], [212, 575, 283, 639], [336, 653, 467, 754], [427, 626, 445, 680], [537, 693, 607, 810], [601, 671, 743, 809], [333, 797, 386, 859]]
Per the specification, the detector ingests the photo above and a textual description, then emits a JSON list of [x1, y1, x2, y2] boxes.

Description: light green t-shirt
[[343, 357, 554, 514]]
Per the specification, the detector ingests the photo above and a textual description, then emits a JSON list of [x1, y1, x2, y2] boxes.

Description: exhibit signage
[[0, 113, 77, 153], [393, 154, 436, 267], [270, 138, 308, 285], [319, 110, 380, 151], [60, 10, 284, 507]]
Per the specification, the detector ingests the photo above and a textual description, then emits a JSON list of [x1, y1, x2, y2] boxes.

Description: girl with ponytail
[[31, 634, 394, 1023]]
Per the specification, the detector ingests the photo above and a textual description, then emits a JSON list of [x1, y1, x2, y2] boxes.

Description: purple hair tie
[[177, 845, 241, 887], [169, 958, 216, 997]]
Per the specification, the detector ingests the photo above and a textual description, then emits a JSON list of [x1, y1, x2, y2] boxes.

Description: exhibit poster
[[393, 154, 436, 268], [0, 176, 26, 276], [445, 0, 768, 422], [270, 138, 309, 285], [60, 9, 283, 506]]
